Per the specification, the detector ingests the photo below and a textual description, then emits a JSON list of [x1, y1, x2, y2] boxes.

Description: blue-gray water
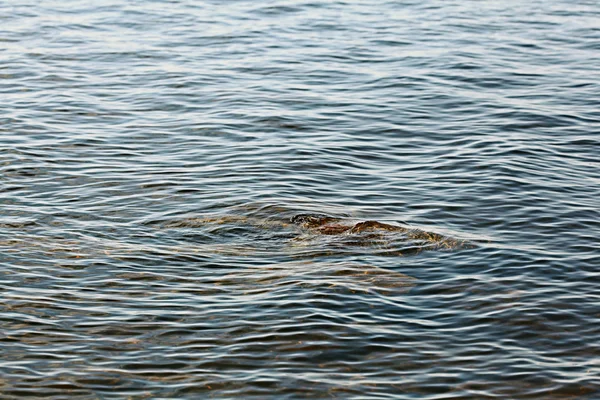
[[1, 0, 599, 398]]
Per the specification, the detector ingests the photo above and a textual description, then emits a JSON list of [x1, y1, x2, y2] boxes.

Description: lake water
[[1, 0, 599, 398]]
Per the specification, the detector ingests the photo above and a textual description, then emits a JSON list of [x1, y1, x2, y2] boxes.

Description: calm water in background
[[1, 0, 599, 398]]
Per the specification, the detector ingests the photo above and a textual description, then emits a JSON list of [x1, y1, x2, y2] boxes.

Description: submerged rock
[[290, 213, 474, 252]]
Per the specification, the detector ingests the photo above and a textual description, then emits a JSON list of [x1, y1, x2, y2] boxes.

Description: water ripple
[[1, 0, 599, 398]]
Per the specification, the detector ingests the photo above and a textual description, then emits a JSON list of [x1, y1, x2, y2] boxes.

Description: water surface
[[1, 0, 599, 398]]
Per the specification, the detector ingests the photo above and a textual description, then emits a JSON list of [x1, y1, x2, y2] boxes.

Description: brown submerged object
[[155, 211, 474, 253], [290, 213, 473, 250], [291, 213, 407, 235]]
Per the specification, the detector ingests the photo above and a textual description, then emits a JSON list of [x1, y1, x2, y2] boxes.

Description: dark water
[[1, 0, 599, 398]]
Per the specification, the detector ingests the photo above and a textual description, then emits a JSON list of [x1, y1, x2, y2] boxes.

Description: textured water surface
[[1, 0, 599, 398]]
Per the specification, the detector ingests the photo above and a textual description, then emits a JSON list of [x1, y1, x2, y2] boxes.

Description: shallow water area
[[1, 0, 599, 398]]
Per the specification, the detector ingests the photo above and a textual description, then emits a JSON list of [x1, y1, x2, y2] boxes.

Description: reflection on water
[[1, 0, 599, 398]]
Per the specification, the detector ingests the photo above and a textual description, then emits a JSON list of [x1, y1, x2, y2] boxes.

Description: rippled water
[[1, 0, 599, 398]]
